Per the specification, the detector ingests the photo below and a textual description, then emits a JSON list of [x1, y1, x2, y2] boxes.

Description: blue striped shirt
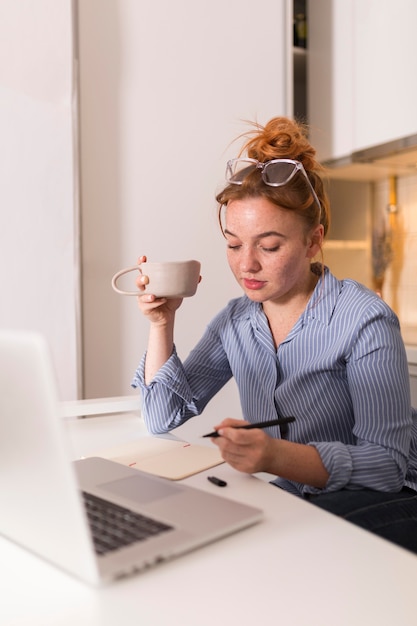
[[132, 267, 417, 496]]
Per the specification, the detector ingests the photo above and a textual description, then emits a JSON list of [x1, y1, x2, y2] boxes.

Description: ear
[[306, 224, 324, 259]]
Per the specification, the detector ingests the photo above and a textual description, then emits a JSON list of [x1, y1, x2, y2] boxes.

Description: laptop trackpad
[[99, 474, 183, 505]]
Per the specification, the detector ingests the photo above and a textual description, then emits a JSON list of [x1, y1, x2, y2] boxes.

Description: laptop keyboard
[[82, 491, 174, 556]]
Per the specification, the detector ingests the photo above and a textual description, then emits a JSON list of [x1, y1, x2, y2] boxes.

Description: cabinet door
[[308, 0, 417, 161], [308, 0, 354, 161], [353, 0, 417, 150]]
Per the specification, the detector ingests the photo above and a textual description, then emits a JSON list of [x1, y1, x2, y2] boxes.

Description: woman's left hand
[[210, 418, 275, 474]]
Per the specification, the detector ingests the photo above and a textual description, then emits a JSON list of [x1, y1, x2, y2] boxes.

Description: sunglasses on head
[[226, 158, 321, 213]]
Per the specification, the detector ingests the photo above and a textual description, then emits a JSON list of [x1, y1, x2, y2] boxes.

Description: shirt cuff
[[131, 351, 148, 389], [131, 346, 194, 402], [303, 442, 353, 495]]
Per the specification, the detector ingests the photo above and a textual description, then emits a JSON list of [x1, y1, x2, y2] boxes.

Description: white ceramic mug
[[111, 260, 201, 298]]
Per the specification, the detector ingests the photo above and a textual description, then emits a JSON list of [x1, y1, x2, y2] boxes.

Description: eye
[[261, 245, 280, 252], [226, 239, 241, 250]]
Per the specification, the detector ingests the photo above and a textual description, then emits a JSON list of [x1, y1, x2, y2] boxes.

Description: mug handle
[[111, 265, 143, 296]]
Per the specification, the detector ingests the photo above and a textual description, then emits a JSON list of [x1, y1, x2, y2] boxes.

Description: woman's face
[[224, 196, 322, 305]]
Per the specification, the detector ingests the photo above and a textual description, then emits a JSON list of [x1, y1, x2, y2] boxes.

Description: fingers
[[132, 255, 149, 294], [211, 423, 269, 473], [135, 272, 149, 291], [218, 425, 262, 445], [133, 254, 184, 321], [138, 293, 166, 309], [136, 292, 168, 317], [212, 418, 250, 433]]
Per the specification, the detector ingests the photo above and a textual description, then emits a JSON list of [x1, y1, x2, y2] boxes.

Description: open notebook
[[91, 437, 224, 480]]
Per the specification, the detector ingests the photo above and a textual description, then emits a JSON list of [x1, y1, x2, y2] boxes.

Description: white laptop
[[0, 330, 262, 585]]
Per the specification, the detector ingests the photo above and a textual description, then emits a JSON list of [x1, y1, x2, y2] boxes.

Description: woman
[[132, 117, 417, 551]]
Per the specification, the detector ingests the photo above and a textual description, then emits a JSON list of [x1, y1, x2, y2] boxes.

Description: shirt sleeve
[[304, 301, 412, 495], [131, 320, 233, 434], [131, 347, 199, 433]]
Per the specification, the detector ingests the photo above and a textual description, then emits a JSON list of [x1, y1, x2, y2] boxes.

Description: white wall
[[78, 1, 289, 418], [0, 1, 80, 400]]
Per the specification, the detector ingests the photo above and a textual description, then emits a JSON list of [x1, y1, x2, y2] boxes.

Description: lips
[[243, 278, 266, 290]]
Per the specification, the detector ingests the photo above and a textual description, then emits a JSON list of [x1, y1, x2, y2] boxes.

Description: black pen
[[202, 416, 296, 438]]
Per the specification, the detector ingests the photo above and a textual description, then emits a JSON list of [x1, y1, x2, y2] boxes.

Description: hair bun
[[241, 117, 319, 172]]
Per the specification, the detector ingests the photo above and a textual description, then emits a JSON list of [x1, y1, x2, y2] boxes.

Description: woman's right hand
[[135, 255, 183, 325]]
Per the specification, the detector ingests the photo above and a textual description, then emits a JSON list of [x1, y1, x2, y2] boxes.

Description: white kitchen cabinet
[[308, 0, 417, 162], [353, 0, 417, 151]]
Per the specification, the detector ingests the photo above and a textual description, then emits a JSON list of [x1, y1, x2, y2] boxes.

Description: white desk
[[2, 408, 417, 626]]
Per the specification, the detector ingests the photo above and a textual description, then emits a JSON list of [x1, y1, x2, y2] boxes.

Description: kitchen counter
[[402, 324, 417, 348], [406, 345, 417, 365]]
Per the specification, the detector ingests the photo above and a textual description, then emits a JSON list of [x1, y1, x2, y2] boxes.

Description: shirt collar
[[246, 265, 342, 331], [302, 266, 341, 327]]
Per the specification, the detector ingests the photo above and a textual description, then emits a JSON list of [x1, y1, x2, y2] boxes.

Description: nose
[[240, 247, 261, 273]]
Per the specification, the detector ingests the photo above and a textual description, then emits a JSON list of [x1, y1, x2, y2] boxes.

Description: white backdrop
[[0, 0, 290, 414], [78, 0, 290, 420]]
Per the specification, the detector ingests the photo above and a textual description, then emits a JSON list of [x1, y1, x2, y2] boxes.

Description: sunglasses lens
[[227, 160, 258, 183], [263, 161, 296, 185]]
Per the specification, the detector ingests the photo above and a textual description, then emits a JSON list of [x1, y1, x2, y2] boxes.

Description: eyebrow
[[224, 229, 287, 240]]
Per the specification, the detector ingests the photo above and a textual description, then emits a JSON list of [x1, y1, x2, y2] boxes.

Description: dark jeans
[[308, 487, 417, 554]]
